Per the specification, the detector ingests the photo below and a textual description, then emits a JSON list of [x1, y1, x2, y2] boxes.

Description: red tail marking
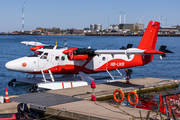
[[138, 21, 160, 50], [138, 21, 160, 65]]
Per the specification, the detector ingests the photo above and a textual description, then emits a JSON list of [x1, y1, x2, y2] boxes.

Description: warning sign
[[166, 94, 180, 118]]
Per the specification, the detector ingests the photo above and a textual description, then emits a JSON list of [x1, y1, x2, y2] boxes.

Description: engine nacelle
[[30, 45, 44, 51], [68, 54, 89, 61], [63, 48, 89, 61]]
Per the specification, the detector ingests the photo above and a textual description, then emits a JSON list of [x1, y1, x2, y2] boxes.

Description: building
[[108, 23, 144, 32], [90, 24, 102, 30], [69, 30, 96, 34], [159, 26, 180, 34], [109, 24, 119, 31], [90, 24, 95, 30], [118, 23, 144, 31]]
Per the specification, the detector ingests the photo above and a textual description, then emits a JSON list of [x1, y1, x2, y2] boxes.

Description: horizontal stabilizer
[[21, 41, 45, 46], [79, 72, 95, 82], [143, 50, 166, 55], [159, 45, 174, 53]]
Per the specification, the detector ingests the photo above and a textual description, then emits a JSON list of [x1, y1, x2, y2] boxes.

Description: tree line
[[36, 27, 61, 33]]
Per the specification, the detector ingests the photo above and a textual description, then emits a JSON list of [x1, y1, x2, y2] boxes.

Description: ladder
[[41, 69, 55, 82], [106, 69, 125, 80]]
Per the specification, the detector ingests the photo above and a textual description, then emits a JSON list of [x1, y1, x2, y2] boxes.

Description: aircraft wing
[[94, 48, 166, 55], [20, 41, 47, 46]]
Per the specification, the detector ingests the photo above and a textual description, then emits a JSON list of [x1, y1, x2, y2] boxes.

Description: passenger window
[[102, 57, 106, 61], [40, 53, 48, 59], [61, 56, 65, 61], [55, 56, 59, 61]]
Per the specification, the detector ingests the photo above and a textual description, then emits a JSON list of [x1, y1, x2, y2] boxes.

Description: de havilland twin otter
[[5, 21, 172, 90]]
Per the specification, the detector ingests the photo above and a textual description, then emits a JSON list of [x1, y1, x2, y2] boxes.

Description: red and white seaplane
[[5, 21, 172, 90]]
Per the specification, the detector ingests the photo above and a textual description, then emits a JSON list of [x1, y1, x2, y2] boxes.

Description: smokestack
[[22, 9, 24, 33], [119, 15, 121, 24], [22, 0, 26, 33]]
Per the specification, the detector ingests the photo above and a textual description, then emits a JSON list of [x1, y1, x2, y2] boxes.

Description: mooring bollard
[[91, 80, 96, 95], [91, 94, 97, 101]]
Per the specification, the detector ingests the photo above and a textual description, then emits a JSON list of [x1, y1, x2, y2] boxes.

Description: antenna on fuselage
[[53, 39, 58, 49]]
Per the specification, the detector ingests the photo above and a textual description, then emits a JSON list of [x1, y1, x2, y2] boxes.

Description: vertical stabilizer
[[138, 21, 160, 50]]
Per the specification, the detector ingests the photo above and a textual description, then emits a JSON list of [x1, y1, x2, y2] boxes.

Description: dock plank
[[46, 101, 168, 120], [10, 93, 83, 107], [2, 77, 179, 120]]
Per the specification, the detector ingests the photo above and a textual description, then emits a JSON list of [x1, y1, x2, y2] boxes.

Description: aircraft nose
[[5, 61, 16, 71]]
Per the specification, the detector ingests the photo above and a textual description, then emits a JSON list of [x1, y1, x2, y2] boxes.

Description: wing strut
[[79, 72, 94, 82], [78, 56, 94, 72]]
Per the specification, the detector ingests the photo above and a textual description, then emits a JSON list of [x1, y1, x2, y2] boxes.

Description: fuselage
[[5, 47, 144, 74], [5, 21, 163, 75]]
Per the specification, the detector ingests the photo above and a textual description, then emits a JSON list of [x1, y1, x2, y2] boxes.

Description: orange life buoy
[[113, 89, 124, 103], [127, 91, 138, 106]]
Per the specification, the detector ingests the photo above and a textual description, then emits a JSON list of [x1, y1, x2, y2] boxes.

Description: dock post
[[139, 110, 143, 120], [91, 80, 96, 95], [172, 109, 178, 120], [146, 111, 151, 120]]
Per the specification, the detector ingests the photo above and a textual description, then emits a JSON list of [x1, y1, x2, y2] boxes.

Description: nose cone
[[5, 57, 38, 73], [5, 61, 16, 71]]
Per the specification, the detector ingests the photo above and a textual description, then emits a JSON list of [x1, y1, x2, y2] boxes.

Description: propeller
[[35, 36, 38, 46], [63, 38, 67, 49], [159, 45, 173, 59], [120, 44, 133, 49]]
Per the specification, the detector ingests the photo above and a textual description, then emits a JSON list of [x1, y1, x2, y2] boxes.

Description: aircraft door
[[99, 55, 108, 70], [38, 53, 49, 69]]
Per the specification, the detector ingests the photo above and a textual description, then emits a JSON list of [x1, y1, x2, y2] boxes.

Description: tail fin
[[138, 21, 160, 50]]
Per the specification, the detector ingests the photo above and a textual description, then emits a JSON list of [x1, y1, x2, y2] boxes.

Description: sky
[[0, 0, 180, 32]]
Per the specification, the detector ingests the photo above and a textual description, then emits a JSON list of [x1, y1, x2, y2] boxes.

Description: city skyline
[[0, 0, 180, 32]]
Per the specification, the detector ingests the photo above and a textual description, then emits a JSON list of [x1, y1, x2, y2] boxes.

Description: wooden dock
[[0, 77, 179, 120]]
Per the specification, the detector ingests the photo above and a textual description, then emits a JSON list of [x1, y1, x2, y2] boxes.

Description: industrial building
[[69, 29, 96, 34], [159, 25, 180, 34], [108, 24, 119, 32], [90, 24, 102, 30], [119, 23, 144, 31], [108, 23, 144, 32]]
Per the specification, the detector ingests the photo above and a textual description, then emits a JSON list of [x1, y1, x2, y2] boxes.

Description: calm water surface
[[0, 35, 180, 96]]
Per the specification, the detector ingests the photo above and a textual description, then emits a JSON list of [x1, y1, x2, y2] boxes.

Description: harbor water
[[0, 35, 180, 96]]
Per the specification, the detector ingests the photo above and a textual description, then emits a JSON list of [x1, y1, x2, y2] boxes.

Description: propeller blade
[[63, 38, 67, 48], [120, 44, 133, 49]]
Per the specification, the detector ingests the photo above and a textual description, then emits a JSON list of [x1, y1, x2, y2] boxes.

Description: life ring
[[127, 91, 138, 106], [113, 89, 124, 103]]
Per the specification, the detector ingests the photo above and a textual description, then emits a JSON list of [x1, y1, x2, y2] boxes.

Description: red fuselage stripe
[[62, 82, 64, 89], [71, 82, 73, 87]]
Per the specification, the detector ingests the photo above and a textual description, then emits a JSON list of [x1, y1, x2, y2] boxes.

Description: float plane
[[5, 21, 172, 90]]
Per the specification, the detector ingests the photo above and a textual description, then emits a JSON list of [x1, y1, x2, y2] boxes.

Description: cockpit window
[[28, 51, 43, 57], [40, 53, 48, 59]]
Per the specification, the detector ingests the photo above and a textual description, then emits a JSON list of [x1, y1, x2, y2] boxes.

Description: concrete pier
[[0, 77, 179, 120]]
